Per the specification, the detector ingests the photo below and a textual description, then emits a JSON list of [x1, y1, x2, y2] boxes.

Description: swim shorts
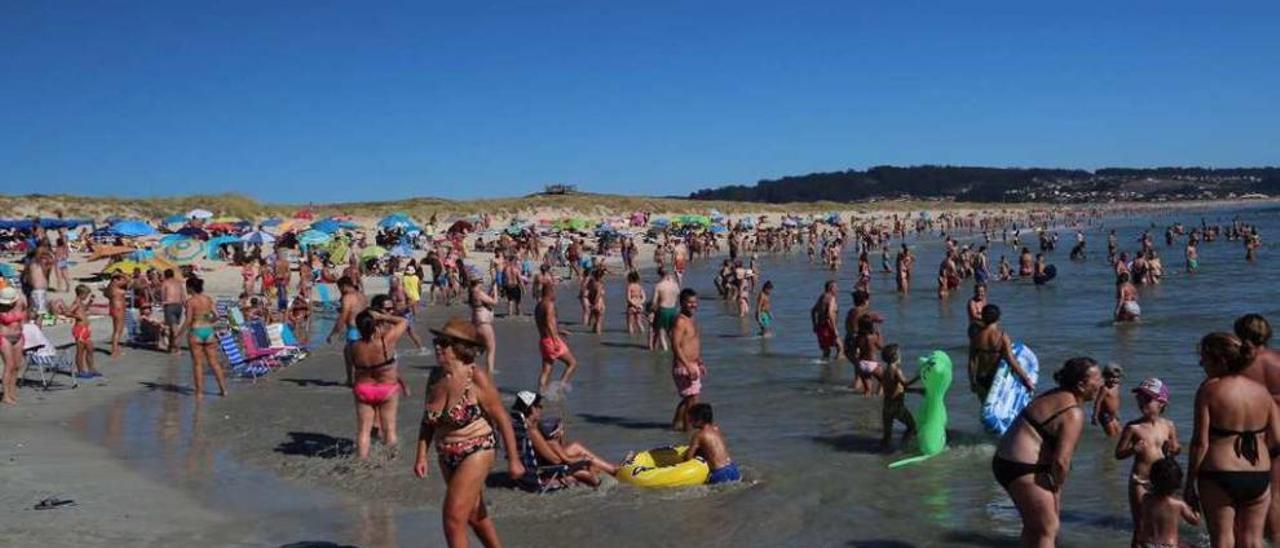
[[163, 303, 184, 326], [653, 306, 678, 330], [707, 461, 741, 484], [759, 312, 772, 329], [672, 361, 706, 397], [72, 323, 91, 343], [540, 336, 568, 362], [814, 323, 837, 350]]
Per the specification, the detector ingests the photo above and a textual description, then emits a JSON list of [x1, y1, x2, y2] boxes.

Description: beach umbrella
[[378, 213, 415, 229], [159, 234, 188, 247], [240, 231, 276, 245], [187, 209, 214, 220], [163, 214, 188, 226], [293, 209, 315, 220], [103, 260, 146, 275], [298, 230, 332, 246], [88, 245, 136, 261], [211, 216, 242, 224], [260, 218, 283, 228], [337, 220, 361, 230], [205, 235, 240, 260], [110, 220, 157, 238], [651, 217, 670, 228], [360, 245, 388, 260], [176, 226, 209, 240], [163, 239, 205, 263], [128, 249, 155, 261], [310, 219, 341, 234]]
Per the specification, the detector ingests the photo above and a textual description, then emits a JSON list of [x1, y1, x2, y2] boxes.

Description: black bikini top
[[1022, 402, 1079, 449], [356, 339, 397, 371], [1210, 425, 1267, 465]]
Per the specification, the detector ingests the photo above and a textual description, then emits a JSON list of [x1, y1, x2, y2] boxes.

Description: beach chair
[[509, 411, 583, 494], [215, 330, 271, 379], [215, 299, 235, 328], [20, 322, 77, 390], [124, 308, 147, 348], [227, 307, 247, 330]]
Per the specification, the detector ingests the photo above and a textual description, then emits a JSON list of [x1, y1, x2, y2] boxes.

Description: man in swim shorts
[[161, 269, 186, 354], [672, 289, 705, 431], [649, 266, 680, 352], [535, 282, 578, 393], [810, 280, 842, 360]]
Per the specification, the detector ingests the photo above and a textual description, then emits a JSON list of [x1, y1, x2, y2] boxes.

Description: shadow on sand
[[275, 432, 354, 459], [278, 378, 347, 388], [577, 413, 671, 431], [138, 381, 194, 395]]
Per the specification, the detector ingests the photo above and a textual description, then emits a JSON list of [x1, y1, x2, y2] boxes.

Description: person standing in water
[[161, 269, 186, 355], [535, 282, 578, 394], [756, 280, 774, 337], [1185, 237, 1199, 273], [649, 266, 679, 352], [969, 304, 1034, 401], [992, 357, 1102, 547], [176, 277, 228, 398], [624, 271, 647, 336], [810, 280, 842, 361], [671, 288, 704, 432], [1234, 313, 1280, 541], [1114, 377, 1180, 547], [1115, 272, 1140, 323]]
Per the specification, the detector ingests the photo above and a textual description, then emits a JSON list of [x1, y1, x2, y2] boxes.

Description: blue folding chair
[[215, 330, 271, 379]]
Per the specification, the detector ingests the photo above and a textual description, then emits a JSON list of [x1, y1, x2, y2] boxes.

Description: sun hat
[[429, 317, 484, 347], [0, 286, 18, 306], [514, 390, 542, 410], [1133, 377, 1169, 403]]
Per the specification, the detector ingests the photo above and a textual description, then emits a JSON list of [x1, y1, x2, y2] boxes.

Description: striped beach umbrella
[[163, 239, 205, 263]]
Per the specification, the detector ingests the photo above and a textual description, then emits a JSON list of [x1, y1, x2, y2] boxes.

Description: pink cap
[[1133, 377, 1169, 403]]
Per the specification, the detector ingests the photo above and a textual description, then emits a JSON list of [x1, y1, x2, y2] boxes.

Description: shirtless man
[[106, 274, 128, 357], [274, 253, 292, 311], [810, 280, 842, 361], [1017, 247, 1033, 278], [161, 269, 186, 354], [502, 255, 523, 316], [24, 250, 50, 318], [671, 288, 704, 431], [297, 252, 314, 302], [326, 276, 368, 386], [586, 268, 605, 334], [535, 283, 578, 393], [1235, 313, 1280, 540], [649, 267, 680, 351], [1185, 237, 1199, 273], [967, 283, 987, 338], [895, 244, 913, 294]]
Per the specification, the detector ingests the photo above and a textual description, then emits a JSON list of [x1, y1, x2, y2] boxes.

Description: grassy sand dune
[[2, 191, 1049, 222]]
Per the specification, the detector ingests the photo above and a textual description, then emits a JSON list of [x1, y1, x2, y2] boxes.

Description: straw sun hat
[[429, 317, 484, 347]]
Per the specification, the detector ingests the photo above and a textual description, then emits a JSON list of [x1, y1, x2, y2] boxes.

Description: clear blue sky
[[2, 2, 1277, 203]]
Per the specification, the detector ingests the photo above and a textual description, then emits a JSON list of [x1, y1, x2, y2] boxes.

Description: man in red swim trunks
[[671, 288, 705, 431], [810, 280, 842, 361], [535, 282, 578, 393]]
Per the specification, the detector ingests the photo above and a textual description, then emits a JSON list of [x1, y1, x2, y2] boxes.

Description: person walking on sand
[[467, 277, 498, 375], [0, 287, 28, 405], [161, 269, 186, 354], [327, 276, 369, 386], [671, 288, 705, 432], [176, 277, 228, 398], [535, 283, 578, 394], [106, 273, 127, 357], [274, 252, 292, 311], [649, 266, 679, 352], [414, 318, 525, 548], [350, 308, 410, 459]]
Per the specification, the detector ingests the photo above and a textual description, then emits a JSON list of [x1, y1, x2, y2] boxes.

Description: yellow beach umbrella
[[103, 260, 145, 275]]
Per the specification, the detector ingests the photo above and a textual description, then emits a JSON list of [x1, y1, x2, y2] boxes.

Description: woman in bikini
[[177, 277, 227, 398], [350, 307, 409, 459], [414, 318, 524, 548], [0, 287, 28, 405], [1186, 332, 1280, 547], [969, 304, 1034, 402], [467, 277, 498, 375], [992, 357, 1102, 547], [624, 270, 646, 336]]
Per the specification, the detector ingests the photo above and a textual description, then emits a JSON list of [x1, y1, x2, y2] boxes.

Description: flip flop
[[34, 497, 76, 510]]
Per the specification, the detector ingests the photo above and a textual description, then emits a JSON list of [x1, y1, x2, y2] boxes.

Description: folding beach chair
[[215, 299, 235, 328], [509, 410, 583, 494], [215, 330, 271, 379], [20, 322, 77, 390]]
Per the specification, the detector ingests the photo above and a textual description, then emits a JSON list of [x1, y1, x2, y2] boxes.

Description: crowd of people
[[1, 206, 1272, 547]]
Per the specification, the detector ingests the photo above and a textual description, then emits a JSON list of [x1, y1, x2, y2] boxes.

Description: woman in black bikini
[[969, 304, 1034, 402], [414, 317, 524, 548], [992, 357, 1102, 547], [1186, 332, 1280, 547]]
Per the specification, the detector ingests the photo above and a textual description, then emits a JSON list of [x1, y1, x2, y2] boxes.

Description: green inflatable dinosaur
[[888, 350, 953, 469]]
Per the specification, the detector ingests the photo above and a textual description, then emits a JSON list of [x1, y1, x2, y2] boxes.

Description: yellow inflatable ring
[[615, 446, 709, 488]]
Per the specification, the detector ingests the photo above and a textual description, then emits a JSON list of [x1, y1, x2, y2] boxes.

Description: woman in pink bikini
[[349, 307, 410, 459], [0, 287, 28, 405], [414, 317, 524, 548]]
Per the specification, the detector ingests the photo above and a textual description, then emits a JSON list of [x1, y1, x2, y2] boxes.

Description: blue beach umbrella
[[159, 234, 188, 246], [310, 219, 341, 234], [205, 235, 241, 260], [240, 230, 276, 245], [299, 230, 332, 245], [110, 220, 157, 237]]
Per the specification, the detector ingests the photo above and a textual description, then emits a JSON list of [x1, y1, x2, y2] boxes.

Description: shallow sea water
[[76, 204, 1280, 547]]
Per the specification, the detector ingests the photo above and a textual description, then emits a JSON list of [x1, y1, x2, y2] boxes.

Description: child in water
[[879, 344, 920, 450], [1115, 377, 1180, 548], [1093, 364, 1123, 437], [1137, 457, 1199, 548], [684, 403, 740, 484], [756, 281, 773, 337]]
